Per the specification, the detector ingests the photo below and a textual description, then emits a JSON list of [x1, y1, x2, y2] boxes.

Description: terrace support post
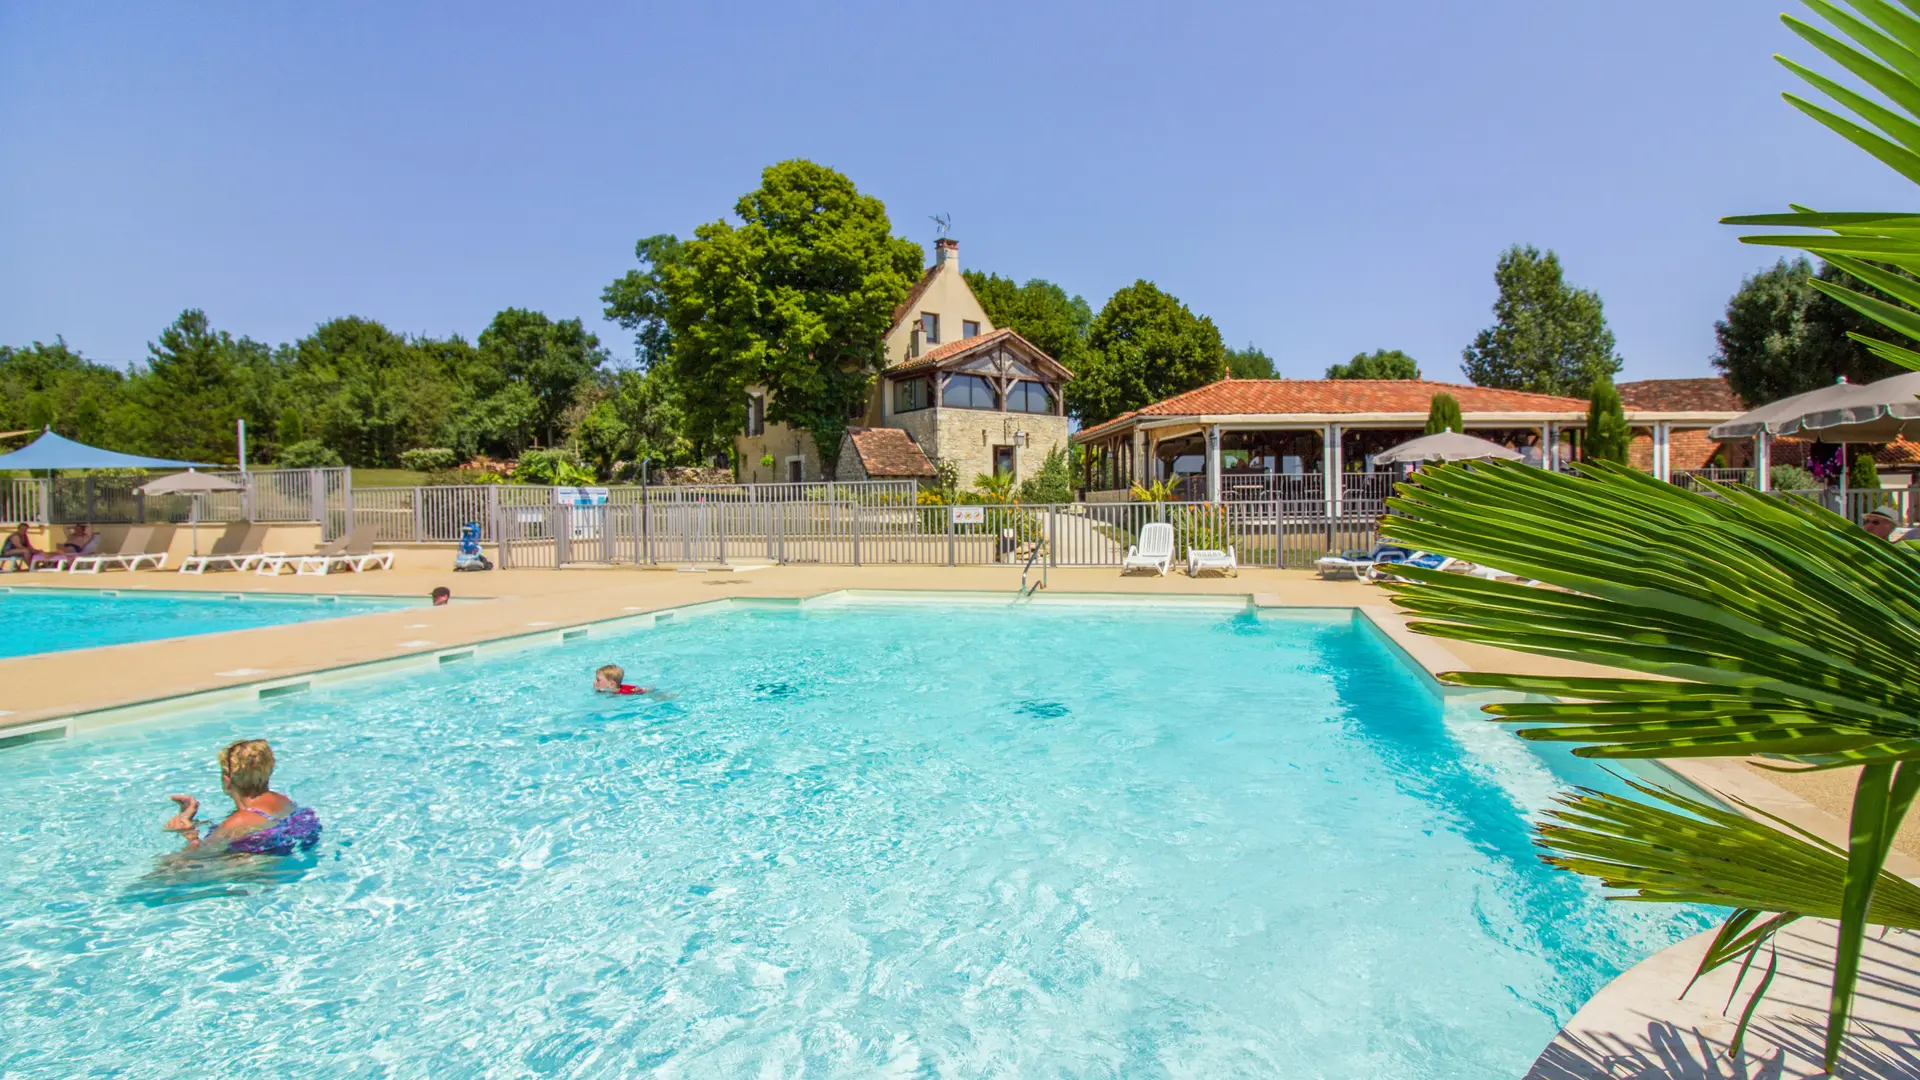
[[1755, 433, 1772, 492], [1204, 424, 1223, 503], [1652, 423, 1671, 483], [1132, 429, 1148, 487], [1542, 424, 1556, 470]]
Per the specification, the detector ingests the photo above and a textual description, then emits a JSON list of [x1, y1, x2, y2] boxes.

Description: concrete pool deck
[[3, 551, 1916, 1076]]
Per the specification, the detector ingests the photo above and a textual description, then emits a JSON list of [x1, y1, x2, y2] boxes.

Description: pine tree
[[1425, 393, 1463, 434], [1583, 377, 1631, 465]]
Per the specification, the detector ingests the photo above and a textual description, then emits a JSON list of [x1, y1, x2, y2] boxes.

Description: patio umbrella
[[138, 471, 242, 556], [1372, 431, 1525, 465], [1774, 370, 1920, 443], [1707, 378, 1864, 440]]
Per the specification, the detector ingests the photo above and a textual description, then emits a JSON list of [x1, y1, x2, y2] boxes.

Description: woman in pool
[[162, 739, 321, 856]]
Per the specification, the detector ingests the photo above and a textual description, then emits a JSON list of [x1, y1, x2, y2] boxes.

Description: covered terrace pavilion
[[1074, 379, 1739, 506]]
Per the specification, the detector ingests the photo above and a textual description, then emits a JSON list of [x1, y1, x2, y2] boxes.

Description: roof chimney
[[934, 237, 959, 271]]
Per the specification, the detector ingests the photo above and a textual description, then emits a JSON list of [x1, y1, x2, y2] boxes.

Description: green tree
[[0, 338, 126, 443], [282, 317, 457, 467], [1224, 343, 1276, 379], [123, 310, 275, 462], [601, 233, 685, 371], [659, 160, 923, 470], [1583, 376, 1631, 464], [1424, 392, 1463, 434], [276, 406, 305, 449], [1461, 245, 1622, 394], [1071, 281, 1227, 425], [1712, 257, 1908, 405], [477, 308, 606, 448], [1327, 348, 1419, 380], [963, 271, 1093, 370]]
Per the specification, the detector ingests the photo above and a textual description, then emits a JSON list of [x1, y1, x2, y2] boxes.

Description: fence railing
[[490, 498, 1382, 571], [10, 468, 352, 533]]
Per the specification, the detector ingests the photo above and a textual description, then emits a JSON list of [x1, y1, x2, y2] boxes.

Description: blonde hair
[[596, 664, 624, 683], [219, 739, 275, 797]]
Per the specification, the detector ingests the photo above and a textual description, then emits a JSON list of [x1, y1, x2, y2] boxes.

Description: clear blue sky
[[1, 1, 1907, 382]]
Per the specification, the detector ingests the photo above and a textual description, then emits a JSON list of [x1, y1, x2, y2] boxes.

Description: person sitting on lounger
[[1863, 504, 1915, 543], [58, 524, 95, 554], [162, 739, 321, 856], [0, 523, 33, 571]]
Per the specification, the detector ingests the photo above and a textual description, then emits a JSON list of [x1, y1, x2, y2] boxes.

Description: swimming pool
[[0, 599, 1710, 1077], [0, 587, 417, 659]]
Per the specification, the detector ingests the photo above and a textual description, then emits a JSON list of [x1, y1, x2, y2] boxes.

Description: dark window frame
[[993, 445, 1015, 476], [921, 312, 940, 345], [942, 373, 997, 411], [746, 391, 766, 436], [1006, 380, 1053, 415], [962, 319, 980, 339], [891, 376, 931, 414]]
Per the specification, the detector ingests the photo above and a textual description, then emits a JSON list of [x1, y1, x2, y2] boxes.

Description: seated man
[[58, 523, 95, 554], [0, 523, 34, 571]]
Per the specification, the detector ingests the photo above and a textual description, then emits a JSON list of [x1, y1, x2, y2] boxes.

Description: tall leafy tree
[[283, 317, 458, 467], [660, 160, 923, 469], [1424, 392, 1463, 434], [0, 338, 125, 443], [1712, 257, 1907, 405], [124, 310, 275, 462], [1224, 343, 1276, 379], [1461, 245, 1622, 395], [962, 271, 1093, 371], [1071, 281, 1227, 425], [1583, 376, 1630, 464], [602, 234, 684, 371], [477, 309, 606, 448], [1327, 348, 1419, 380]]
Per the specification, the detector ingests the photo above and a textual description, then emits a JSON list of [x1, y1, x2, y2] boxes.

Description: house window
[[746, 391, 765, 436], [921, 312, 940, 345], [962, 320, 980, 338], [993, 445, 1015, 476], [1006, 380, 1052, 414], [942, 373, 996, 410], [892, 376, 930, 413]]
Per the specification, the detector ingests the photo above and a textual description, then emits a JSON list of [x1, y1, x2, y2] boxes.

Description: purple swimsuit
[[225, 806, 323, 855]]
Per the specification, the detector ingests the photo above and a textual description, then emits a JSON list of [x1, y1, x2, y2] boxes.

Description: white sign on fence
[[553, 486, 610, 507], [951, 506, 984, 524]]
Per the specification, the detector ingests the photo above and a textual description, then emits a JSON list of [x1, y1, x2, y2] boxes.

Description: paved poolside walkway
[[5, 551, 1918, 1076]]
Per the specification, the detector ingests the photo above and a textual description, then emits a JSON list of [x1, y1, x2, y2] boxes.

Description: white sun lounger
[[180, 524, 276, 574], [1187, 546, 1237, 577], [1315, 545, 1411, 580], [256, 532, 349, 576], [1123, 522, 1175, 576], [291, 525, 392, 576], [69, 527, 170, 574]]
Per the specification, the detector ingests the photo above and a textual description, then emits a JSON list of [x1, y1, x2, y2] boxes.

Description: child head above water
[[594, 664, 625, 692]]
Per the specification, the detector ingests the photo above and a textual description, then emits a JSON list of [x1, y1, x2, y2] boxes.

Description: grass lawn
[[350, 468, 431, 488]]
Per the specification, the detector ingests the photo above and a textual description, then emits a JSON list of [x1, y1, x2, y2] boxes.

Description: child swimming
[[593, 664, 651, 695], [163, 739, 321, 856]]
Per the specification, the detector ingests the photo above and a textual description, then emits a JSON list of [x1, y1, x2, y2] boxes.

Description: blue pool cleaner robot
[[454, 522, 493, 571]]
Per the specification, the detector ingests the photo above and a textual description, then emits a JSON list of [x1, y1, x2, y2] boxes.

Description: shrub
[[276, 439, 344, 468], [1769, 464, 1820, 492], [399, 447, 459, 473], [512, 448, 595, 486], [1848, 451, 1881, 489], [1016, 445, 1074, 505]]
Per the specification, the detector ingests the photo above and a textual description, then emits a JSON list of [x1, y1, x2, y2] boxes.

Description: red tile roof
[[1617, 377, 1744, 412], [846, 427, 934, 478], [1075, 379, 1591, 441]]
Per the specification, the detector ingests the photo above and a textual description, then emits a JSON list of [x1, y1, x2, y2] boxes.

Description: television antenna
[[930, 213, 952, 237]]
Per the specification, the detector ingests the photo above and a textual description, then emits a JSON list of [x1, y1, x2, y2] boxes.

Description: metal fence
[[8, 468, 352, 533], [492, 498, 1382, 571], [350, 480, 920, 544]]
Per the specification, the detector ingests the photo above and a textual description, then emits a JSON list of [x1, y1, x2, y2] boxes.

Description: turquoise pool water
[[0, 587, 417, 659], [0, 600, 1710, 1078]]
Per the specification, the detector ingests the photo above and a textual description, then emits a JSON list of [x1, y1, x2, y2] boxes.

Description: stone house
[[734, 238, 1074, 487]]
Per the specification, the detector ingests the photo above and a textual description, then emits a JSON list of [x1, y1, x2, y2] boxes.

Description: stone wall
[[893, 409, 1070, 487]]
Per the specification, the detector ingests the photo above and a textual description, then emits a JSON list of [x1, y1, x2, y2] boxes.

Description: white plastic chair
[[1123, 522, 1175, 576]]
